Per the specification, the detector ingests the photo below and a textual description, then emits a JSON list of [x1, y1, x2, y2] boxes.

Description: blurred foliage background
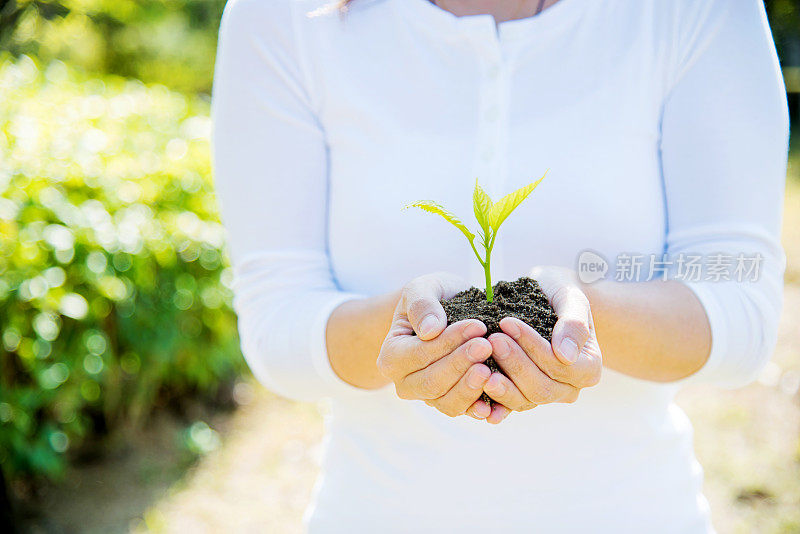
[[0, 57, 243, 498], [0, 0, 225, 94], [0, 0, 799, 530], [0, 0, 239, 511]]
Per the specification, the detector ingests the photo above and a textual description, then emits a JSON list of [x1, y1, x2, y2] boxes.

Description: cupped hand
[[476, 266, 603, 424], [377, 272, 495, 419]]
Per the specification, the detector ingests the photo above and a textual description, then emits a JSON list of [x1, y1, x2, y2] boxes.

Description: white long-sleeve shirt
[[211, 0, 788, 531]]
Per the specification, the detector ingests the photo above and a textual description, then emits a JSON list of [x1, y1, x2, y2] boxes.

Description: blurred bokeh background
[[0, 1, 798, 532]]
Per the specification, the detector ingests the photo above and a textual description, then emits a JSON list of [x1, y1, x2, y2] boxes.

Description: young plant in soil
[[406, 176, 558, 405]]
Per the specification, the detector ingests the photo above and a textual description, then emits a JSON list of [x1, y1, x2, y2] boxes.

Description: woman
[[212, 0, 788, 531]]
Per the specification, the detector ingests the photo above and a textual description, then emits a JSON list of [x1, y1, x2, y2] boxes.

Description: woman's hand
[[377, 273, 495, 419], [478, 266, 603, 424]]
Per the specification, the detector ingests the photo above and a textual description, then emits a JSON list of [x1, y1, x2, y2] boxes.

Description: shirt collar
[[393, 0, 588, 46]]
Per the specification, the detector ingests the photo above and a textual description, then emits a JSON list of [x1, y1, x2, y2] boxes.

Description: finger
[[499, 318, 599, 389], [561, 389, 580, 403], [467, 399, 492, 419], [543, 285, 591, 365], [425, 363, 491, 417], [578, 313, 603, 387], [486, 403, 512, 425], [482, 372, 536, 411], [402, 274, 467, 340], [488, 332, 579, 403], [399, 337, 491, 399], [378, 319, 486, 379]]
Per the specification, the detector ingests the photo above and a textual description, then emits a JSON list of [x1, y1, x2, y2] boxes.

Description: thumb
[[533, 268, 591, 366], [549, 286, 591, 365], [403, 277, 449, 340]]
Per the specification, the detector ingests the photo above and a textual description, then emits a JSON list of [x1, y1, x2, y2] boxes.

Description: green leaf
[[405, 200, 475, 243], [473, 180, 493, 241], [487, 171, 547, 232]]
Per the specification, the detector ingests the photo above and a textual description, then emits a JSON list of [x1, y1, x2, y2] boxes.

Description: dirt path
[[128, 397, 323, 534]]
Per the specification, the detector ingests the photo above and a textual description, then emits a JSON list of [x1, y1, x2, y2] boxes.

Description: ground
[[19, 183, 800, 533]]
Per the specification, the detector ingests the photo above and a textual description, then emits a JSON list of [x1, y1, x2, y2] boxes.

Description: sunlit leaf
[[405, 200, 475, 243], [473, 180, 493, 241], [488, 171, 547, 232]]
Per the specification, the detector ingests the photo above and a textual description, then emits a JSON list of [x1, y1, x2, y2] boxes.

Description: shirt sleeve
[[660, 0, 789, 388], [211, 0, 368, 401]]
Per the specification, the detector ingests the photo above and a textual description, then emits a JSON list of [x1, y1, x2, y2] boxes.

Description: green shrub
[[0, 56, 243, 483], [1, 0, 226, 94]]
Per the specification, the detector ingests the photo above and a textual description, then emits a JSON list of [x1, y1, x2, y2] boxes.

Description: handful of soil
[[441, 277, 558, 405]]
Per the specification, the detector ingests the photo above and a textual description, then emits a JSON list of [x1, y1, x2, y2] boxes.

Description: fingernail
[[467, 340, 488, 362], [463, 321, 485, 338], [474, 403, 490, 419], [467, 368, 488, 389], [503, 319, 521, 339], [559, 338, 580, 363], [418, 314, 439, 338], [493, 337, 510, 360], [487, 375, 506, 395]]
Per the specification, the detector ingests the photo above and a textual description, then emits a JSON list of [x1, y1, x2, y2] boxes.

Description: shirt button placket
[[477, 52, 508, 200], [465, 24, 511, 284], [472, 35, 511, 282]]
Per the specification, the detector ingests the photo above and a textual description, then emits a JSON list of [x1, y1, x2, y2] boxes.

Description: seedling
[[406, 173, 546, 303]]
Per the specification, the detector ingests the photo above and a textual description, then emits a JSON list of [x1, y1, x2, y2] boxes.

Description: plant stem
[[483, 231, 497, 303], [484, 258, 493, 302], [469, 236, 493, 302], [469, 239, 484, 268]]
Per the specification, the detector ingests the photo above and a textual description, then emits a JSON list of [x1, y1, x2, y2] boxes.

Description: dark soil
[[441, 277, 558, 405]]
